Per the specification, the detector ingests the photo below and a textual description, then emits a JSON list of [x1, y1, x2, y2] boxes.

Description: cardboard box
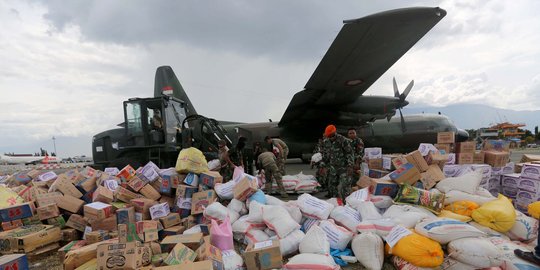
[[417, 143, 438, 157], [521, 163, 540, 181], [518, 177, 540, 194], [85, 230, 108, 244], [437, 132, 455, 144], [96, 242, 148, 270], [61, 228, 79, 242], [176, 185, 198, 199], [390, 155, 408, 169], [76, 176, 97, 193], [0, 254, 29, 270], [244, 240, 282, 270], [456, 153, 474, 164], [473, 151, 485, 164], [161, 233, 203, 251], [389, 163, 421, 185], [501, 186, 518, 198], [382, 155, 398, 171], [65, 214, 88, 232], [159, 213, 181, 229], [127, 176, 146, 192], [118, 223, 141, 243], [63, 239, 116, 270], [117, 165, 136, 181], [369, 179, 399, 197], [161, 225, 186, 237], [368, 169, 389, 179], [57, 195, 85, 214], [404, 150, 429, 172], [483, 140, 511, 152], [37, 204, 60, 220], [367, 158, 383, 170], [420, 165, 445, 190], [434, 143, 452, 154], [130, 198, 157, 220], [91, 216, 117, 232], [517, 189, 540, 209], [501, 173, 521, 188], [199, 171, 223, 188], [116, 187, 142, 203], [192, 190, 217, 215], [484, 151, 510, 168], [140, 162, 160, 183], [104, 167, 120, 176], [196, 241, 223, 270], [1, 220, 23, 232], [150, 202, 170, 220], [455, 141, 476, 153], [0, 203, 34, 223], [93, 186, 114, 204], [116, 207, 136, 225], [47, 215, 66, 229], [84, 202, 113, 221], [135, 221, 160, 243], [140, 184, 161, 201], [0, 225, 61, 253], [56, 174, 84, 198], [233, 177, 257, 202], [164, 243, 197, 265], [364, 147, 382, 159]]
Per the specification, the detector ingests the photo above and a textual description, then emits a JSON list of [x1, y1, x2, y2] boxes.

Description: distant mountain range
[[404, 103, 540, 131]]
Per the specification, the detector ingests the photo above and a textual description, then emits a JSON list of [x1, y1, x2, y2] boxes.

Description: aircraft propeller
[[392, 77, 414, 133]]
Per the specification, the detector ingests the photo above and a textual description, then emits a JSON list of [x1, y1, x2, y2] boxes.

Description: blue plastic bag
[[330, 248, 353, 266], [248, 189, 267, 205]]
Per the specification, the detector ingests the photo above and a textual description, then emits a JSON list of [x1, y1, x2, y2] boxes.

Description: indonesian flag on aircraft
[[162, 86, 173, 96]]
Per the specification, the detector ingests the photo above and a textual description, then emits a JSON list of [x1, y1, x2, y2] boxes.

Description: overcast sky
[[1, 0, 539, 157]]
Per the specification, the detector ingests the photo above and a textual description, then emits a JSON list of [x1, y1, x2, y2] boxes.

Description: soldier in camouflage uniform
[[312, 137, 328, 190], [347, 127, 365, 180], [321, 125, 354, 200]]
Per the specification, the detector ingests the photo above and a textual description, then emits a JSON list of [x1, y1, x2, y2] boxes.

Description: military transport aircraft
[[156, 7, 467, 160]]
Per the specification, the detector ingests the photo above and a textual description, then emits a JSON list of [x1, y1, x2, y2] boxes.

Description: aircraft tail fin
[[154, 66, 198, 116]]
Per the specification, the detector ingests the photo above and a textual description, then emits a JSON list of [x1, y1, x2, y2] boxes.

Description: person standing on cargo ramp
[[265, 136, 288, 174], [321, 125, 354, 200], [257, 148, 288, 198], [347, 127, 365, 179]]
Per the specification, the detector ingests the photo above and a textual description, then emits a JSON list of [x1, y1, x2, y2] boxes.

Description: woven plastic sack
[[262, 205, 301, 238], [278, 229, 305, 256], [444, 201, 479, 216], [283, 202, 303, 224], [297, 193, 334, 220], [227, 199, 247, 215], [265, 195, 285, 206], [283, 253, 339, 270], [299, 225, 330, 255], [302, 218, 320, 233], [391, 256, 434, 270], [345, 188, 370, 209], [383, 205, 433, 228], [210, 217, 234, 250], [436, 170, 482, 194], [370, 195, 393, 209], [469, 221, 510, 239], [330, 205, 361, 232], [385, 231, 444, 268], [204, 201, 240, 223], [505, 211, 539, 242], [437, 210, 471, 222], [488, 237, 537, 270], [444, 190, 496, 206], [244, 229, 270, 245], [175, 147, 208, 174], [356, 218, 396, 237], [319, 219, 353, 251], [351, 233, 384, 270], [222, 249, 244, 270], [414, 218, 485, 244], [394, 184, 445, 214], [447, 237, 504, 268], [207, 159, 221, 171], [356, 201, 383, 221], [472, 194, 516, 233], [440, 257, 476, 270]]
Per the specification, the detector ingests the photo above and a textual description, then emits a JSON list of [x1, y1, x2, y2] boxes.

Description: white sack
[[356, 201, 383, 221], [488, 236, 536, 270], [244, 229, 270, 245], [345, 188, 370, 209], [283, 253, 339, 270], [204, 201, 239, 223], [227, 199, 247, 216], [222, 249, 244, 270], [447, 237, 504, 268], [247, 201, 266, 223], [319, 219, 354, 251], [214, 181, 236, 200], [302, 218, 321, 233], [370, 195, 394, 209], [279, 229, 305, 256], [351, 233, 384, 270], [265, 195, 285, 206], [297, 193, 334, 220], [444, 190, 496, 205], [436, 170, 483, 194], [505, 211, 539, 242], [330, 205, 361, 232], [299, 225, 330, 255], [263, 205, 301, 238], [284, 201, 303, 224], [414, 218, 485, 244], [356, 218, 396, 237], [383, 205, 431, 228]]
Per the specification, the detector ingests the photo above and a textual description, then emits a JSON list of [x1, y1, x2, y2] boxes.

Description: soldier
[[347, 127, 365, 179], [312, 136, 328, 190], [257, 148, 288, 198], [264, 136, 288, 175], [218, 140, 233, 181], [321, 124, 354, 200], [228, 139, 245, 169]]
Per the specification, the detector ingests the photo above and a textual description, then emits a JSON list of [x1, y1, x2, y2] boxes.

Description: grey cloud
[[36, 0, 435, 62]]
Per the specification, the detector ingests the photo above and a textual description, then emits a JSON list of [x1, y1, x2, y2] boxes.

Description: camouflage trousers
[[315, 163, 327, 190], [276, 155, 285, 175], [264, 163, 286, 195], [327, 166, 352, 200]]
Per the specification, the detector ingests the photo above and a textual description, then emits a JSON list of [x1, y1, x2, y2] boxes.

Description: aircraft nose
[[456, 128, 469, 142]]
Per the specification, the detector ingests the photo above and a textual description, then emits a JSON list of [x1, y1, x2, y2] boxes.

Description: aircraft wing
[[279, 7, 446, 127]]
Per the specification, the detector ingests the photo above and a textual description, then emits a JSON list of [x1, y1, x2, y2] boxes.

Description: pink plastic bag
[[232, 166, 245, 183], [211, 216, 234, 250]]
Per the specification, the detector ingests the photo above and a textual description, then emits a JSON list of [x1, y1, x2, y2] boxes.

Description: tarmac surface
[[3, 148, 540, 269]]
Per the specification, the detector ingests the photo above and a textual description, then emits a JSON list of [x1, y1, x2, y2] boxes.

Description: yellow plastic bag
[[472, 194, 516, 233], [385, 231, 444, 268], [438, 210, 472, 222], [175, 147, 209, 174], [444, 200, 479, 216], [528, 201, 540, 219]]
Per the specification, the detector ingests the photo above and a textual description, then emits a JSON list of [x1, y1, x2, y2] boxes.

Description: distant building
[[476, 122, 526, 148]]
